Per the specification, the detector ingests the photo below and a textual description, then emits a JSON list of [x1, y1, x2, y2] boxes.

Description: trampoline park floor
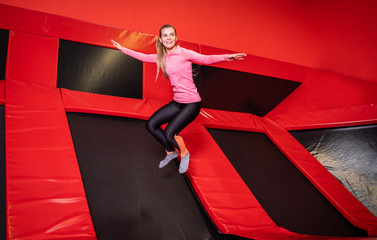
[[65, 112, 249, 240]]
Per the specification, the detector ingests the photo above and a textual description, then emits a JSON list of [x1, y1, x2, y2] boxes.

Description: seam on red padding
[[61, 88, 154, 120]]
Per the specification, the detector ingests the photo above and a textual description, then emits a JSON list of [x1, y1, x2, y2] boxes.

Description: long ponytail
[[156, 38, 167, 79], [156, 24, 177, 81]]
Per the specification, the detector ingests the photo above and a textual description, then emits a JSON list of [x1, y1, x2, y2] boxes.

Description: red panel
[[262, 117, 377, 236], [199, 108, 265, 133], [61, 88, 155, 120], [0, 80, 4, 105], [0, 4, 49, 36], [267, 71, 377, 130], [6, 79, 96, 239], [268, 104, 377, 130], [0, 4, 157, 55], [7, 31, 58, 87]]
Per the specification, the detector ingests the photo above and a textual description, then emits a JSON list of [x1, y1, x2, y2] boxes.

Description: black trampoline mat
[[57, 40, 143, 99], [290, 124, 377, 218], [194, 65, 301, 116], [0, 29, 9, 80], [207, 128, 367, 237], [66, 112, 249, 240]]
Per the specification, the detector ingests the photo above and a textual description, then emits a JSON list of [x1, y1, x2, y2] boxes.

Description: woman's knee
[[145, 119, 155, 133], [164, 130, 177, 146]]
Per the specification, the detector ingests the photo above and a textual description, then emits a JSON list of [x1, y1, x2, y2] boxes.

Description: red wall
[[0, 0, 377, 83]]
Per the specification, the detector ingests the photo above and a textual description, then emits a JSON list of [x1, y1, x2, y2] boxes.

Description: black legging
[[146, 101, 201, 153]]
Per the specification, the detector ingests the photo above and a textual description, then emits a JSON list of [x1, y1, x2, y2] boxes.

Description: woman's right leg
[[145, 101, 180, 152], [146, 101, 181, 168]]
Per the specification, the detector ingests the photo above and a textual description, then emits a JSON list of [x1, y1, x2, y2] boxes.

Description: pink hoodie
[[121, 46, 228, 103]]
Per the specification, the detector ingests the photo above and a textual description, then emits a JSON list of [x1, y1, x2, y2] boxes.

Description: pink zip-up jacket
[[121, 46, 228, 103]]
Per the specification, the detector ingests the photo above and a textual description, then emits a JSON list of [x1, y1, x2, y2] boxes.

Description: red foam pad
[[262, 118, 377, 236], [267, 72, 377, 130], [268, 104, 377, 130], [199, 108, 265, 132], [0, 4, 156, 54], [7, 31, 58, 87], [6, 79, 96, 239], [61, 88, 155, 120]]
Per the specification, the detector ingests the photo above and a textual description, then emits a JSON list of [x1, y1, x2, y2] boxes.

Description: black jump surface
[[57, 39, 143, 99], [66, 112, 249, 240], [0, 29, 9, 80], [207, 128, 367, 237], [194, 64, 301, 116]]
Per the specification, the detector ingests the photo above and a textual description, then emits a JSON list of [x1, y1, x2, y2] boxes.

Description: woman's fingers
[[111, 39, 122, 50], [228, 53, 247, 61]]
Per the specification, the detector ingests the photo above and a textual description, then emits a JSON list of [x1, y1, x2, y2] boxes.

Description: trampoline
[[66, 112, 249, 240], [2, 4, 377, 240]]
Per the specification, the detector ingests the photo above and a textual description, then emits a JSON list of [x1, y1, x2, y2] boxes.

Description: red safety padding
[[267, 71, 377, 130], [0, 4, 156, 54], [267, 104, 377, 130], [6, 79, 96, 239], [199, 108, 265, 132], [61, 88, 155, 120], [0, 80, 4, 105], [261, 117, 377, 236], [6, 31, 58, 87]]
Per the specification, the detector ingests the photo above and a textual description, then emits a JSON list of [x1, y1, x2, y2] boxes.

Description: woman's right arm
[[111, 39, 157, 63]]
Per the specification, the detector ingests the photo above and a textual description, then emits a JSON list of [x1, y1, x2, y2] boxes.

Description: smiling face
[[159, 27, 177, 53]]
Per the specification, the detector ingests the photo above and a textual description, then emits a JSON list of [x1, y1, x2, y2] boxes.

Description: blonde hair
[[156, 24, 177, 80]]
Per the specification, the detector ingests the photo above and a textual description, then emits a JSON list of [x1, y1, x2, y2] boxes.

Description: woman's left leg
[[146, 101, 180, 152], [164, 101, 201, 173]]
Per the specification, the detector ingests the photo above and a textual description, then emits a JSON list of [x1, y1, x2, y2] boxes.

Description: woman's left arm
[[184, 48, 246, 64]]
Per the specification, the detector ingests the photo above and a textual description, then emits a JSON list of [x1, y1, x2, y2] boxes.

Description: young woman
[[111, 24, 246, 173]]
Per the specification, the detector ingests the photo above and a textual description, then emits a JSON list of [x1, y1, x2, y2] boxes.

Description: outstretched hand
[[111, 39, 123, 50], [226, 53, 247, 61]]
